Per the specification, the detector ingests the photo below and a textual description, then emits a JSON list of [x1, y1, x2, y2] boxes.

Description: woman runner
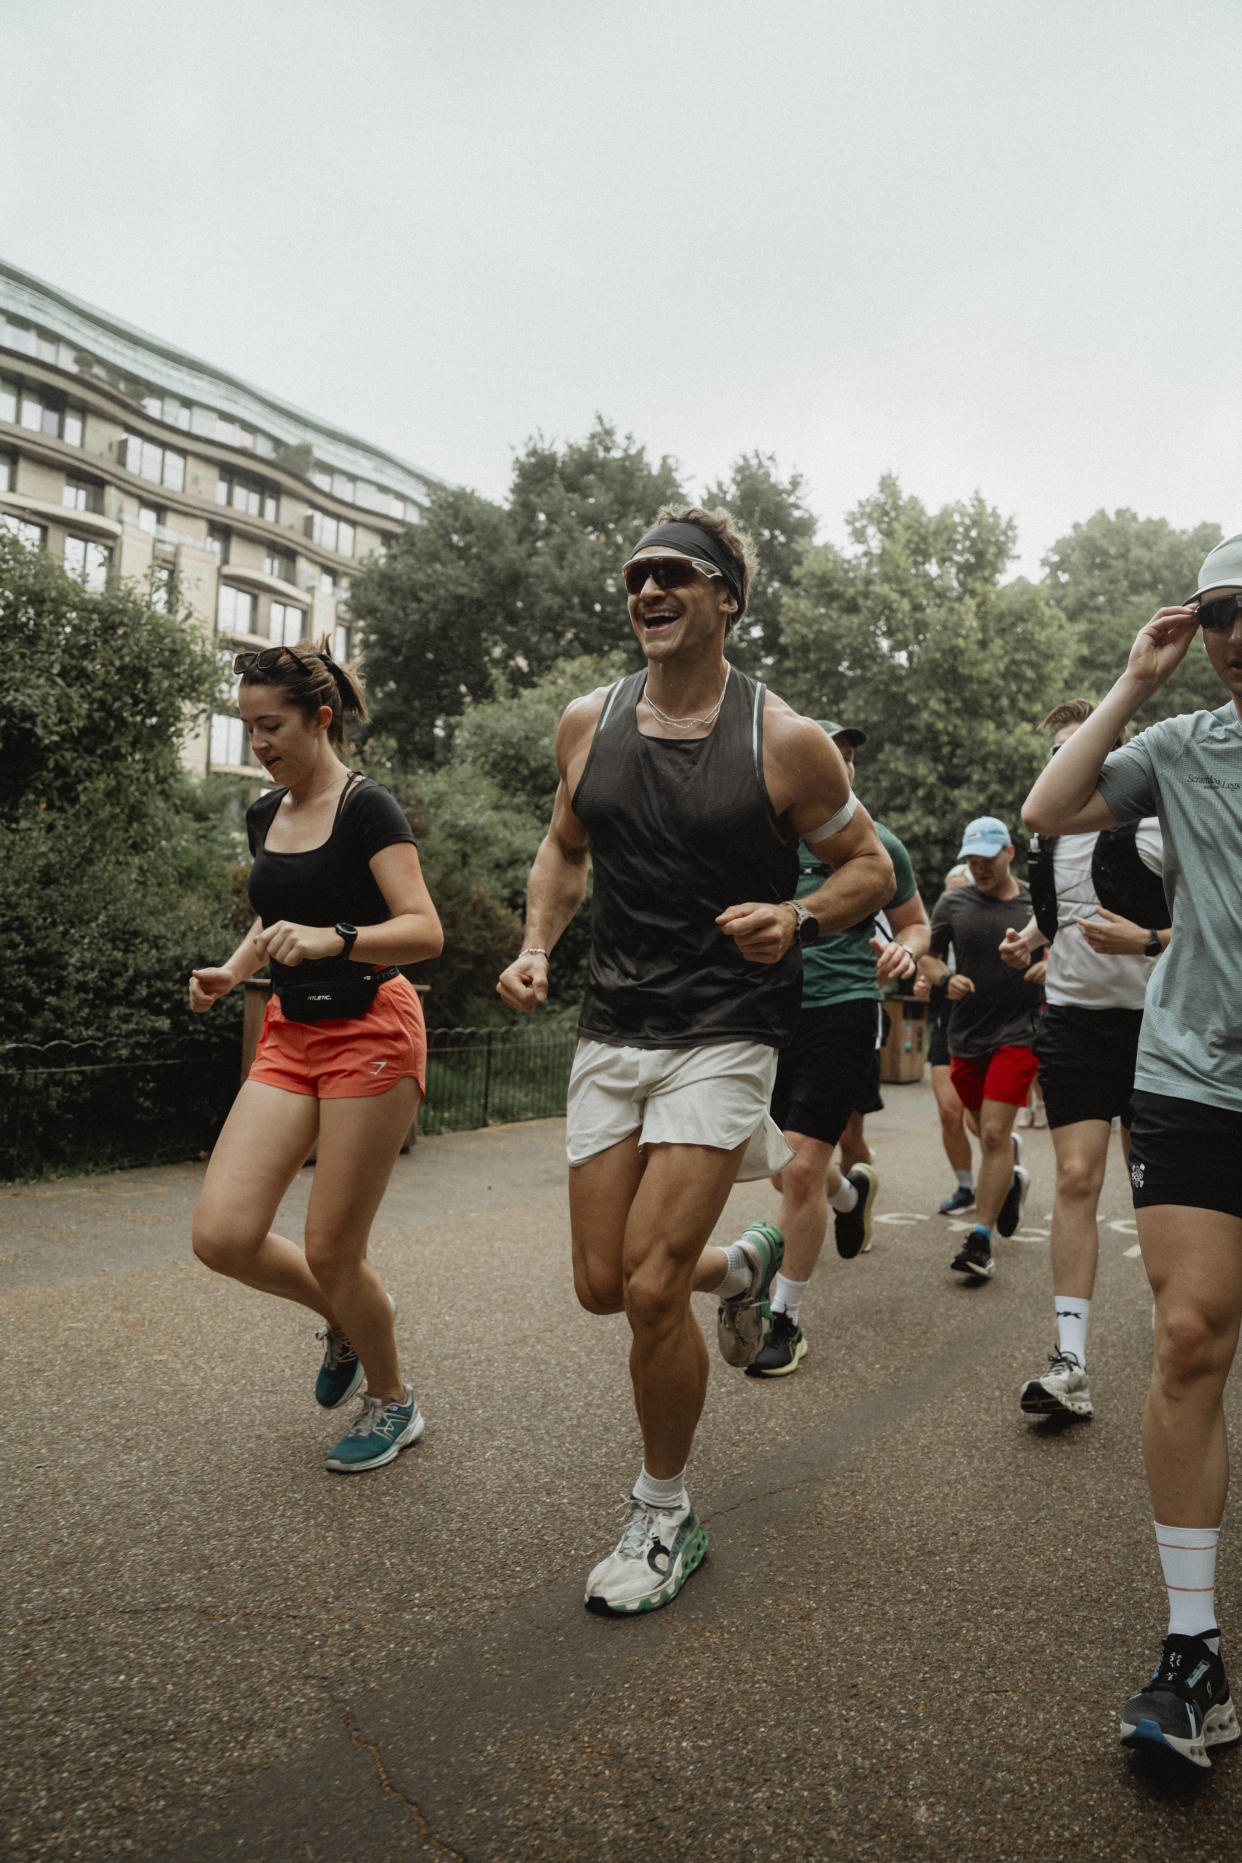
[[189, 641, 442, 1472]]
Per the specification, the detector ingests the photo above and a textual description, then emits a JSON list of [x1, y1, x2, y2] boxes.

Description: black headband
[[629, 520, 747, 616]]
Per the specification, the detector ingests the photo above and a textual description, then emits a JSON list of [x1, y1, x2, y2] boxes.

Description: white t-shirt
[[1044, 820, 1164, 1011]]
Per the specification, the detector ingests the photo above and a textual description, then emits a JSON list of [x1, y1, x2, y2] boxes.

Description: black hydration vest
[[1027, 824, 1170, 947]]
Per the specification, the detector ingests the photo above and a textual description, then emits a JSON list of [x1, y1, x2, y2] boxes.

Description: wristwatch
[[1143, 930, 1162, 957], [787, 901, 819, 947], [335, 921, 359, 961]]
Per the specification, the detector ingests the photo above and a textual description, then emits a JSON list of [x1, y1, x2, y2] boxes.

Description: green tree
[[0, 533, 236, 1046], [777, 476, 1074, 888], [1041, 508, 1223, 721], [354, 418, 683, 766], [703, 451, 819, 674]]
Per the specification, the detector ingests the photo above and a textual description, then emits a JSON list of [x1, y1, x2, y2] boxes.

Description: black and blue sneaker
[[1121, 1632, 1240, 1768], [950, 1227, 994, 1281], [938, 1185, 976, 1216]]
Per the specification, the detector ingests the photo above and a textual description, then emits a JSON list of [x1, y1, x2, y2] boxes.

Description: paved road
[[3, 1080, 1239, 1861]]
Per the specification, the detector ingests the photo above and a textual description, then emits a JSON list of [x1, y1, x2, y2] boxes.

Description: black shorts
[[771, 998, 883, 1146], [1128, 1090, 1242, 1221], [928, 1011, 951, 1069], [1033, 1004, 1143, 1131]]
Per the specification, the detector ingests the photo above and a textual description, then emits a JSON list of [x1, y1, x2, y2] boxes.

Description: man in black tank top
[[498, 505, 894, 1618]]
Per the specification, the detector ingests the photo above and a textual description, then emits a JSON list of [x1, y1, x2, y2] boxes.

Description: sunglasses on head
[[621, 555, 723, 597], [233, 645, 307, 675], [1196, 593, 1242, 632]]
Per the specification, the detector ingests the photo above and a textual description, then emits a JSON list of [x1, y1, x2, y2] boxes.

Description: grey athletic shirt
[[1096, 701, 1242, 1112]]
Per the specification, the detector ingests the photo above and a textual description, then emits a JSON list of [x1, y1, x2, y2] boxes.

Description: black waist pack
[[276, 966, 398, 1024]]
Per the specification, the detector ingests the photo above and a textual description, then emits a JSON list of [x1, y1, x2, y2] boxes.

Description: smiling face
[[238, 684, 332, 785], [1199, 585, 1242, 703], [625, 547, 738, 663]]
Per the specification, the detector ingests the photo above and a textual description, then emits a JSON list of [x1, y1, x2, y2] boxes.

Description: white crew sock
[[1155, 1522, 1220, 1640], [829, 1176, 858, 1213], [713, 1242, 753, 1300], [956, 1170, 974, 1191], [771, 1271, 810, 1323], [633, 1464, 688, 1513], [1054, 1295, 1090, 1366]]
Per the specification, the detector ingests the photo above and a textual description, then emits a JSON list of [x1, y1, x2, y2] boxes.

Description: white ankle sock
[[956, 1170, 974, 1191], [771, 1271, 809, 1323], [1054, 1295, 1090, 1366], [829, 1177, 858, 1213], [713, 1242, 752, 1300], [633, 1465, 688, 1513], [1155, 1522, 1220, 1639]]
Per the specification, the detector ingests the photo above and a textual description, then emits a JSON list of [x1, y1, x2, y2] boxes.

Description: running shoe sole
[[996, 1165, 1030, 1239], [950, 1251, 994, 1281], [716, 1223, 784, 1368], [585, 1520, 709, 1616], [1019, 1376, 1093, 1418], [835, 1164, 878, 1259], [1120, 1697, 1240, 1769]]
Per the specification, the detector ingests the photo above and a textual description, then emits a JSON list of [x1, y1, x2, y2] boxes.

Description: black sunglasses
[[233, 645, 308, 675], [621, 555, 723, 597], [1197, 594, 1242, 632]]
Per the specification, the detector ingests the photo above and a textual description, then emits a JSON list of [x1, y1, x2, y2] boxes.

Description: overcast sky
[[2, 0, 1235, 577]]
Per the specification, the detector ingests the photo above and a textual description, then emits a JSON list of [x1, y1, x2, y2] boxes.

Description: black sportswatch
[[1143, 930, 1162, 958], [335, 921, 359, 961], [788, 901, 819, 947]]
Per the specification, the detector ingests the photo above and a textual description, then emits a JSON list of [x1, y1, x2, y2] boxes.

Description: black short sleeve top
[[246, 775, 416, 984]]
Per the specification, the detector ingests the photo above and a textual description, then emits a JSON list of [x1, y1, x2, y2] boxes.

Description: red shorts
[[949, 1044, 1038, 1113], [248, 975, 426, 1100]]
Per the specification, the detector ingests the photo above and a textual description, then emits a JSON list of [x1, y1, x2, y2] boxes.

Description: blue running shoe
[[938, 1186, 975, 1216], [325, 1385, 424, 1473], [314, 1293, 396, 1409]]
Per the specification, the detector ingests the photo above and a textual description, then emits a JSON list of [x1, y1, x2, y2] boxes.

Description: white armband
[[802, 791, 858, 849]]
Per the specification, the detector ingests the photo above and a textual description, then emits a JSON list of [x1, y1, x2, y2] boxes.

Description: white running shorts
[[565, 1038, 794, 1179]]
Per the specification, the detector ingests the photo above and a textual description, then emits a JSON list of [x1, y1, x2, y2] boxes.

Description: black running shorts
[[1128, 1090, 1242, 1220], [771, 998, 883, 1146], [928, 1011, 951, 1069], [1034, 1004, 1143, 1131]]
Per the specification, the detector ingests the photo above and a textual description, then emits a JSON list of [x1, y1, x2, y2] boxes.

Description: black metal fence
[[0, 1022, 578, 1181]]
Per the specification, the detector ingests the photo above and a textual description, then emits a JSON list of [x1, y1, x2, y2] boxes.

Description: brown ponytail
[[237, 636, 368, 749]]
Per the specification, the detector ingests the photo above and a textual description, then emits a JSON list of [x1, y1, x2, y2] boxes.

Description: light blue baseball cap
[[957, 815, 1012, 859]]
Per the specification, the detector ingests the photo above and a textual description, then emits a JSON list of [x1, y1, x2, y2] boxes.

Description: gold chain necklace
[[642, 664, 731, 730]]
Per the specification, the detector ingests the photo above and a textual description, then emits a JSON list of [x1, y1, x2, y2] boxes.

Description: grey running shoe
[[584, 1498, 708, 1615], [1020, 1349, 1093, 1419], [716, 1221, 784, 1367], [1121, 1633, 1240, 1768], [950, 1229, 994, 1280], [834, 1164, 878, 1259]]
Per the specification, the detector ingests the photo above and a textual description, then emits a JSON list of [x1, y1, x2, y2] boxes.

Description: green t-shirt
[[798, 820, 917, 1009]]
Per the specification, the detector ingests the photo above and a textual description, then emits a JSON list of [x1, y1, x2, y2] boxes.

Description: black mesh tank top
[[572, 667, 801, 1049]]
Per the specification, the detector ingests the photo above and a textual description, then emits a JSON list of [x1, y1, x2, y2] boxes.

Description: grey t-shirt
[[928, 882, 1041, 1059], [1096, 701, 1242, 1111]]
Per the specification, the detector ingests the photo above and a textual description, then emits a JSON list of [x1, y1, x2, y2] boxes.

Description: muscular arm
[[718, 708, 894, 964], [1023, 605, 1199, 834], [871, 889, 931, 983], [496, 693, 597, 1012]]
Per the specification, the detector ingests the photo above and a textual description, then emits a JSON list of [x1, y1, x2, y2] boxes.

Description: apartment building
[[0, 258, 443, 776]]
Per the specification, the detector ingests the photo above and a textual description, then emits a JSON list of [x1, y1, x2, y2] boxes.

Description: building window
[[0, 453, 12, 493], [210, 714, 249, 767], [2, 379, 85, 446], [270, 601, 305, 646], [216, 584, 255, 634], [63, 476, 104, 514], [216, 416, 257, 452], [64, 536, 110, 591], [137, 502, 161, 534], [122, 432, 185, 491], [264, 546, 295, 583], [0, 378, 15, 423], [307, 510, 355, 556], [150, 563, 175, 614], [216, 471, 278, 523], [333, 624, 351, 661], [1, 514, 45, 548], [206, 523, 230, 561]]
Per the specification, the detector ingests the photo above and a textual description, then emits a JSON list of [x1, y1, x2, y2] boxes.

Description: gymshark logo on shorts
[[371, 1060, 389, 1074], [1130, 1160, 1145, 1190]]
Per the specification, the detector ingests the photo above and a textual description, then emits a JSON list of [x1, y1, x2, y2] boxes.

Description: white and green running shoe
[[584, 1498, 709, 1615], [716, 1220, 784, 1367], [325, 1384, 424, 1473]]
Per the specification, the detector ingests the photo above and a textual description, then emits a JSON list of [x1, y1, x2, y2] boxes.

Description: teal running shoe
[[314, 1293, 396, 1408], [325, 1385, 424, 1473]]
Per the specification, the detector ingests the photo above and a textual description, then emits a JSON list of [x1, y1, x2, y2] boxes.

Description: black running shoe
[[834, 1164, 878, 1259], [745, 1310, 807, 1377], [1121, 1632, 1240, 1768], [950, 1229, 994, 1280], [996, 1164, 1030, 1238]]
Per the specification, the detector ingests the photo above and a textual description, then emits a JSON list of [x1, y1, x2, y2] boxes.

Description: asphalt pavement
[[2, 1078, 1239, 1862]]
